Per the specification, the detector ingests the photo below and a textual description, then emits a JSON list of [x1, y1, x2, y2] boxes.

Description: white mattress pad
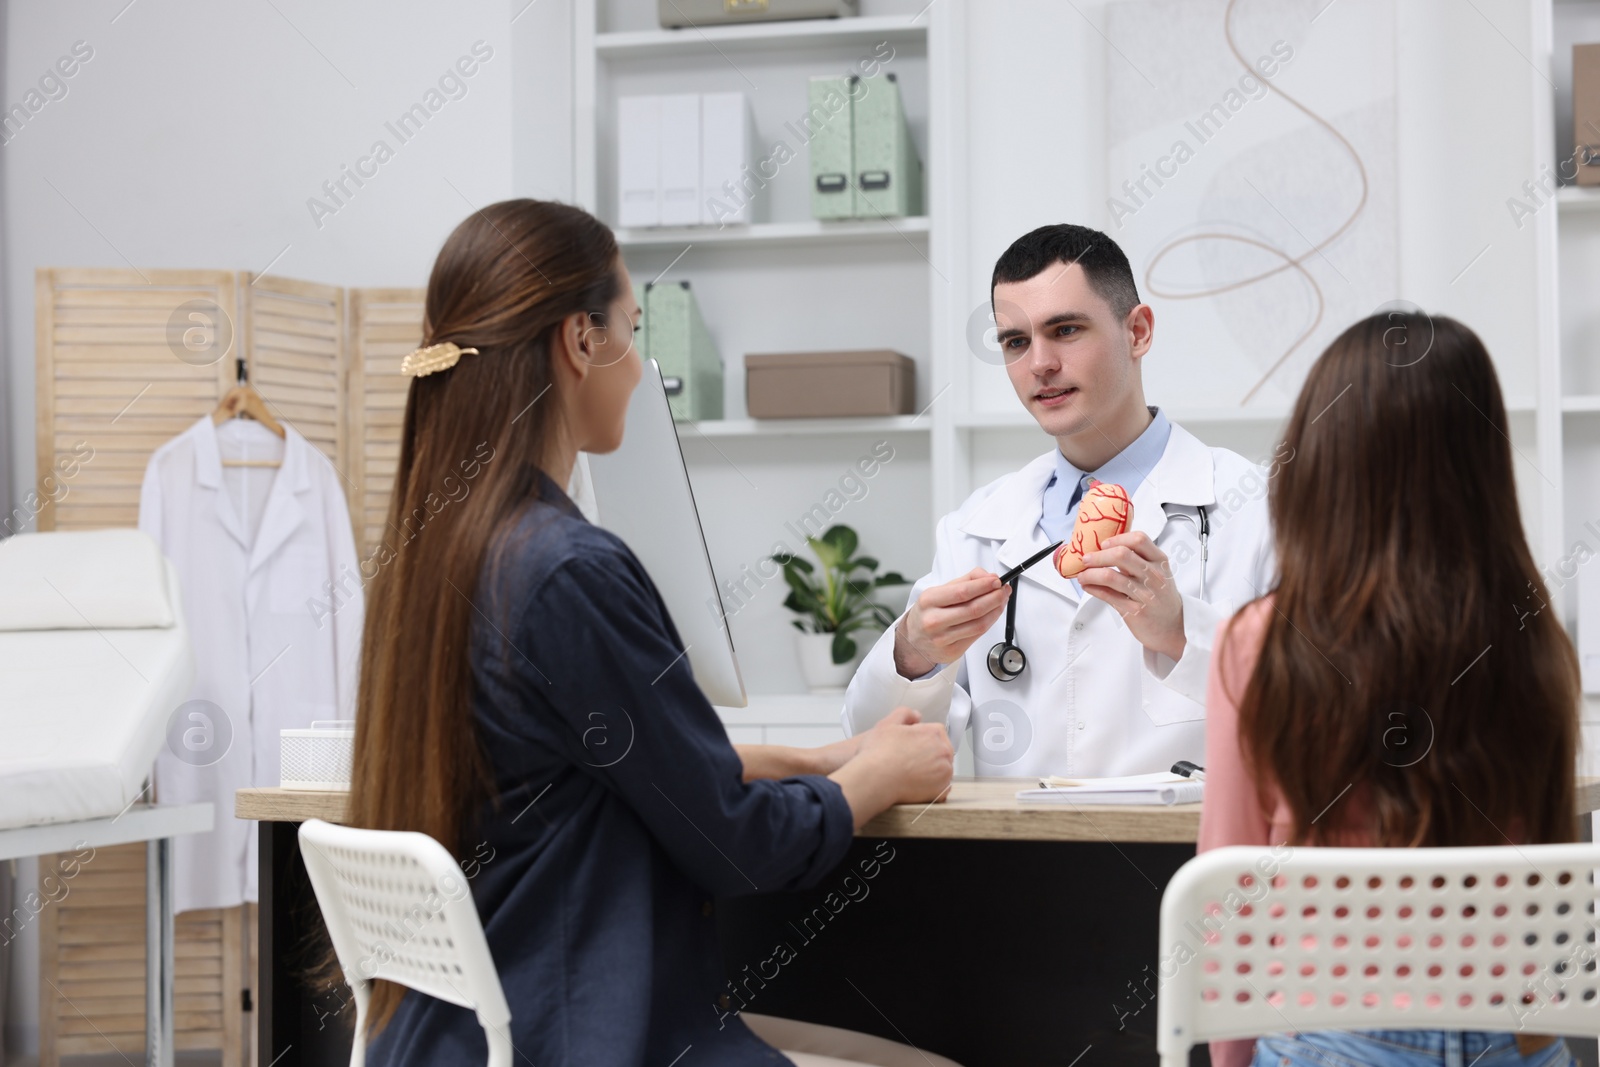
[[0, 562, 193, 830]]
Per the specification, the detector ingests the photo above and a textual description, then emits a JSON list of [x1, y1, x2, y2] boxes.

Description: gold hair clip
[[400, 341, 479, 378]]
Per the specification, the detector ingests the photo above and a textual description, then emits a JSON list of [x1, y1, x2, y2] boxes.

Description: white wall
[[3, 0, 520, 519], [959, 0, 1546, 516]]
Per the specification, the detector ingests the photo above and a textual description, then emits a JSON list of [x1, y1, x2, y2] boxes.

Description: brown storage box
[[1578, 44, 1600, 187], [745, 349, 916, 418]]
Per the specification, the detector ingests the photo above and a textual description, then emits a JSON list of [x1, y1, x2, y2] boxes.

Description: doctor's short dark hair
[[991, 223, 1141, 321]]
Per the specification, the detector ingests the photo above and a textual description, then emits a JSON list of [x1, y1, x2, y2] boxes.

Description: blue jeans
[[1250, 1030, 1574, 1067]]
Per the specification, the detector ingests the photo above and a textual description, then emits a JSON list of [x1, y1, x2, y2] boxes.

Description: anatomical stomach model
[[1053, 480, 1133, 579]]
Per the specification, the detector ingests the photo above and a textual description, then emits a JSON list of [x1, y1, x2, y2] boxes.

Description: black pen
[[1171, 760, 1206, 782]]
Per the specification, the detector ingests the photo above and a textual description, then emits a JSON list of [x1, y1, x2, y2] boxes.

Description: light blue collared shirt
[[1039, 406, 1171, 545]]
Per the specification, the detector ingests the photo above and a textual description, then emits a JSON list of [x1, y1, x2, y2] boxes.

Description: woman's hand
[[808, 733, 863, 776], [733, 735, 864, 782], [828, 706, 955, 829]]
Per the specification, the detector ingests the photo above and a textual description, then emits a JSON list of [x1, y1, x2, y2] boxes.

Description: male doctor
[[844, 224, 1278, 778]]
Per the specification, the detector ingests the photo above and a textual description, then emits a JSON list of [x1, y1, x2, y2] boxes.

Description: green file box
[[631, 282, 649, 364], [645, 280, 723, 421], [853, 72, 923, 218], [808, 75, 857, 220]]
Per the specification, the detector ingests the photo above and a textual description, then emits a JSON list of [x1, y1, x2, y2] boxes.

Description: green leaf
[[782, 555, 814, 575], [875, 571, 910, 587], [806, 535, 841, 570], [850, 555, 880, 572], [822, 525, 858, 561], [790, 618, 807, 632], [782, 568, 819, 599], [830, 631, 858, 664]]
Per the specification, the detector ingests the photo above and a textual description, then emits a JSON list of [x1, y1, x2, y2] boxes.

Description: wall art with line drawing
[[1104, 0, 1398, 408]]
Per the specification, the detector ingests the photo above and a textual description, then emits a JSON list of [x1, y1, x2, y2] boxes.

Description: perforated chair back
[[298, 818, 513, 1067], [1157, 844, 1600, 1067]]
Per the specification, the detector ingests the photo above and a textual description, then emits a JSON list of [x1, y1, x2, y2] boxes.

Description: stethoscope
[[985, 504, 1211, 683], [1172, 504, 1211, 600], [986, 540, 1063, 682]]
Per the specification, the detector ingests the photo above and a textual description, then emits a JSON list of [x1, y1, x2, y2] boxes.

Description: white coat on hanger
[[139, 415, 362, 914]]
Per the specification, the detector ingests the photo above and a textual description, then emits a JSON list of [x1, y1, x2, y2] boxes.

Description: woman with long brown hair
[[343, 198, 956, 1065], [1199, 312, 1580, 1067]]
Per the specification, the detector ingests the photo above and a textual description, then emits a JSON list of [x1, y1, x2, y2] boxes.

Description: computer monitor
[[584, 360, 748, 708]]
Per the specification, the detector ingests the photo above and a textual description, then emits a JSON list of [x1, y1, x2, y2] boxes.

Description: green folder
[[853, 72, 923, 218], [632, 282, 649, 365], [645, 280, 723, 422], [808, 75, 857, 220]]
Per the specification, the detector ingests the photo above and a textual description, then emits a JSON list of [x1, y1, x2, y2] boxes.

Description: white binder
[[617, 95, 661, 228], [699, 91, 756, 226], [658, 93, 702, 227]]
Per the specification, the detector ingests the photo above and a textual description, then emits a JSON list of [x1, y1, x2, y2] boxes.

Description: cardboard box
[[745, 349, 915, 418], [1577, 43, 1600, 187]]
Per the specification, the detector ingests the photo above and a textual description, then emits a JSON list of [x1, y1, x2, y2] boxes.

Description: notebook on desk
[[1016, 772, 1204, 806]]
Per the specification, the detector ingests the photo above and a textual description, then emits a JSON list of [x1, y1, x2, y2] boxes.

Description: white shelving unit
[[614, 214, 929, 249], [573, 0, 959, 715], [1540, 0, 1600, 742], [680, 414, 930, 438], [568, 1, 1600, 743], [594, 13, 930, 57], [1558, 185, 1600, 212], [713, 693, 853, 747]]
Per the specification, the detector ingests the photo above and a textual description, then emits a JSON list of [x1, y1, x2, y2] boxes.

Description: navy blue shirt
[[368, 475, 856, 1066]]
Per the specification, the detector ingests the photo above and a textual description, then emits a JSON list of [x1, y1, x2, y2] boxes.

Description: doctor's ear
[[1125, 304, 1155, 361]]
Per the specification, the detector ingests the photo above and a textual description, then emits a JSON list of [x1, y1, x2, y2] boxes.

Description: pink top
[[1197, 597, 1373, 1067]]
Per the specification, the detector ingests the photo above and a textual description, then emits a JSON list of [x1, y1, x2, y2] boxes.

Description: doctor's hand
[[829, 707, 954, 830], [894, 568, 1012, 679], [1078, 532, 1186, 662]]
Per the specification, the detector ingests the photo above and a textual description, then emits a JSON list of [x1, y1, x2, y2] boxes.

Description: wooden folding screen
[[30, 268, 383, 1066], [241, 274, 346, 478], [34, 269, 238, 532], [345, 288, 425, 556]]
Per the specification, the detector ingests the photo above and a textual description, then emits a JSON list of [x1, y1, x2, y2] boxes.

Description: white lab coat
[[139, 415, 362, 913], [844, 421, 1277, 779]]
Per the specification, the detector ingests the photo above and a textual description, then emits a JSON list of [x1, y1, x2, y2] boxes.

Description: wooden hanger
[[213, 359, 285, 467]]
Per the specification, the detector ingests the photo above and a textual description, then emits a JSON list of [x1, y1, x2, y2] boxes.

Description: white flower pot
[[795, 632, 861, 695]]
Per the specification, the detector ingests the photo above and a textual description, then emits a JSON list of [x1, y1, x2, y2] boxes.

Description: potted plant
[[772, 525, 909, 694]]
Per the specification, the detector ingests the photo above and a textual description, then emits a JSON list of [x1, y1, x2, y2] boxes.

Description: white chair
[[1157, 843, 1600, 1067], [298, 818, 513, 1067]]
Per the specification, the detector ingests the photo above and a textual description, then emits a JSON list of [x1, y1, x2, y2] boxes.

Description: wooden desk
[[240, 779, 1600, 1067], [237, 777, 1206, 841]]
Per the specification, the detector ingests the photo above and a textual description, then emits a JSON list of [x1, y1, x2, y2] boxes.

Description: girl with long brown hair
[[1199, 312, 1580, 1067], [343, 198, 955, 1065]]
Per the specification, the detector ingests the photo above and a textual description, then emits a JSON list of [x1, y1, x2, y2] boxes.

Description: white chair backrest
[[1157, 843, 1600, 1067], [298, 819, 512, 1067]]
